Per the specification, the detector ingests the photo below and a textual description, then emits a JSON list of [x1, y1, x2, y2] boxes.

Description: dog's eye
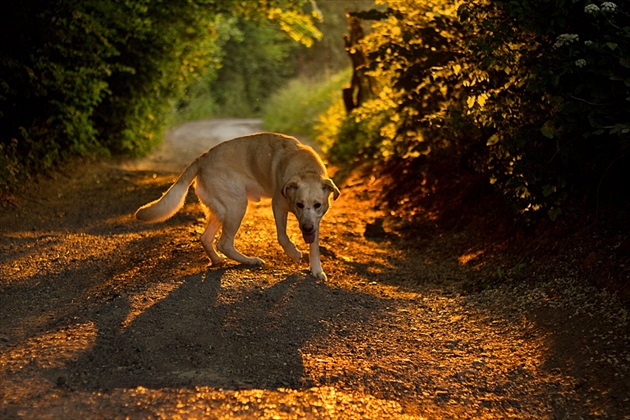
[[314, 203, 322, 209], [296, 203, 305, 209]]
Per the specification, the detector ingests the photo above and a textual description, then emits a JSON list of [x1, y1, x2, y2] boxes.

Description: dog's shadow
[[48, 269, 371, 392]]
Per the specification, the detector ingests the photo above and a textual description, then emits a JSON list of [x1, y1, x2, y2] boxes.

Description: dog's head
[[282, 175, 340, 244]]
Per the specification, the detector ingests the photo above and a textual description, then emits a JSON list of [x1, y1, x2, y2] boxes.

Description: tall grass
[[262, 69, 351, 144]]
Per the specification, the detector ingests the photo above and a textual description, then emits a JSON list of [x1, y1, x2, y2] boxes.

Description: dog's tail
[[135, 159, 200, 223]]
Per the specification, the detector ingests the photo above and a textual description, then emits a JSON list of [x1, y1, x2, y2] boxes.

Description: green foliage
[[296, 0, 377, 77], [237, 0, 323, 48], [211, 20, 302, 117], [460, 0, 630, 221], [323, 0, 630, 223], [0, 0, 320, 191], [263, 69, 351, 140], [174, 16, 238, 123], [1, 0, 120, 188], [89, 1, 231, 156], [180, 1, 368, 122]]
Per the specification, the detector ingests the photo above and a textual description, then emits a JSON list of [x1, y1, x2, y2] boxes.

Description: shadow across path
[[47, 269, 389, 392]]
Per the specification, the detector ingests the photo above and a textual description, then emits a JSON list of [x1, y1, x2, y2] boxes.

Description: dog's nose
[[301, 223, 314, 233]]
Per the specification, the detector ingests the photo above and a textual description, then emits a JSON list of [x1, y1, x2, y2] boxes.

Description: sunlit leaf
[[486, 133, 500, 146], [467, 96, 476, 108], [540, 121, 555, 139], [477, 92, 488, 107]]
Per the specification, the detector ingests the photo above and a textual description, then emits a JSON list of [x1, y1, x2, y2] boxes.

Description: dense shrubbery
[[1, 0, 219, 188], [263, 69, 350, 141], [208, 20, 304, 117], [186, 0, 373, 122], [322, 0, 630, 223], [176, 15, 323, 121], [0, 0, 319, 191]]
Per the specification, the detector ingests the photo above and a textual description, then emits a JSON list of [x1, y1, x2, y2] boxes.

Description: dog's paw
[[246, 257, 265, 266], [209, 256, 226, 267], [286, 249, 302, 264], [311, 270, 327, 281]]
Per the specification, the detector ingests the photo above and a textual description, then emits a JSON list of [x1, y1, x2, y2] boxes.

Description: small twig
[[569, 95, 608, 107]]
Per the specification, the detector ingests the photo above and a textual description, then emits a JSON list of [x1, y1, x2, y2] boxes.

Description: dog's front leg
[[308, 232, 326, 281], [272, 202, 302, 263]]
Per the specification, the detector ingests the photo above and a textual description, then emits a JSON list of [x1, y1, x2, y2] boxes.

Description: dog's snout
[[301, 222, 314, 233]]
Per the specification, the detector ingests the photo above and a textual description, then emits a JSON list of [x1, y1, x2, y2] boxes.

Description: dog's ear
[[323, 178, 341, 200], [282, 177, 301, 198]]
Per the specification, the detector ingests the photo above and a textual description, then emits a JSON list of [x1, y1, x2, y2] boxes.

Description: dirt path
[[1, 119, 629, 418], [123, 118, 264, 172]]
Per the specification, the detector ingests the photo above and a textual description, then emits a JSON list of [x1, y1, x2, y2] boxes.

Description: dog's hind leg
[[201, 213, 225, 266], [216, 197, 264, 266]]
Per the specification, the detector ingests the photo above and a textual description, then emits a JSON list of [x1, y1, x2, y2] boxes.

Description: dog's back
[[195, 133, 327, 200]]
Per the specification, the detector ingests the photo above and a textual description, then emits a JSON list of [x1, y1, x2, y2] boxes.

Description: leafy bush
[[263, 69, 350, 141], [324, 0, 630, 223], [0, 0, 320, 191], [211, 20, 305, 117], [464, 0, 630, 221], [1, 1, 120, 186]]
